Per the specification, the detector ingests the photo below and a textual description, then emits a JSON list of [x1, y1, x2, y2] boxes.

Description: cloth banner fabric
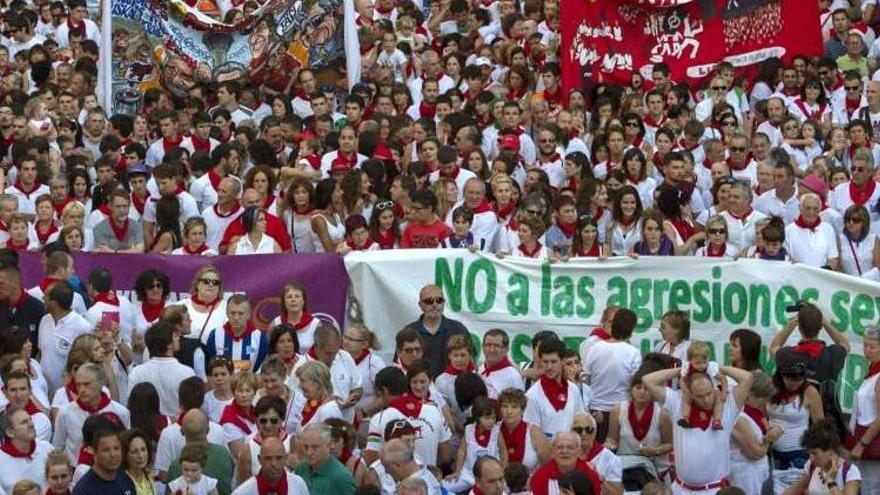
[[17, 252, 348, 329], [108, 0, 359, 115], [346, 250, 880, 411], [561, 0, 823, 94]]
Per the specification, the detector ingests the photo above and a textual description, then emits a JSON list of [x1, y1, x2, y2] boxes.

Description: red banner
[[561, 0, 823, 96]]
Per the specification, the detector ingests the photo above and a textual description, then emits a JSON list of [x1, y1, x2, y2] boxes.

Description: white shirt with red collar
[[0, 438, 53, 493], [366, 395, 452, 466], [789, 98, 831, 123], [145, 135, 184, 168], [300, 348, 362, 423], [291, 89, 314, 119], [180, 135, 220, 157], [85, 290, 136, 345], [482, 126, 538, 166], [538, 152, 566, 188], [319, 149, 368, 179], [202, 202, 244, 251], [755, 121, 783, 148], [726, 156, 759, 187], [4, 181, 50, 216], [189, 168, 227, 211], [523, 376, 584, 436], [785, 218, 839, 268], [232, 471, 310, 495], [830, 180, 880, 221], [582, 442, 623, 485], [480, 357, 525, 399], [429, 166, 477, 202], [52, 393, 130, 461]]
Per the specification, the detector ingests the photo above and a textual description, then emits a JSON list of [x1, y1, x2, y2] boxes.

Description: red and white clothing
[[202, 202, 244, 251], [445, 423, 501, 491], [694, 243, 739, 258], [581, 443, 623, 485], [54, 18, 101, 48], [784, 219, 839, 267], [730, 407, 770, 495], [180, 135, 220, 157], [523, 376, 584, 436], [480, 357, 525, 398], [352, 350, 385, 413], [789, 99, 831, 123], [538, 153, 566, 188], [36, 311, 92, 392], [501, 421, 541, 471], [297, 399, 343, 431], [219, 402, 257, 445], [188, 168, 226, 210], [231, 471, 309, 495], [0, 439, 52, 493], [127, 356, 195, 417], [720, 209, 767, 253], [530, 459, 602, 495], [301, 349, 362, 423], [319, 149, 368, 179], [366, 395, 452, 466], [407, 74, 457, 105], [4, 181, 50, 216], [726, 158, 758, 187], [85, 291, 135, 345], [270, 311, 320, 354], [145, 136, 183, 168], [754, 189, 800, 225], [52, 393, 130, 461], [616, 400, 672, 478], [143, 189, 200, 226], [244, 432, 292, 476], [830, 180, 880, 221], [445, 200, 499, 250]]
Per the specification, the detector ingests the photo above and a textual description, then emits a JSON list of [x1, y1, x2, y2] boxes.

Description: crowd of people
[[0, 0, 876, 493]]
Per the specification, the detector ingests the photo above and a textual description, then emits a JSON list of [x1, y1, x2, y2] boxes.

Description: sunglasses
[[729, 147, 747, 152], [375, 200, 395, 210], [148, 282, 163, 289], [540, 138, 557, 143], [722, 121, 737, 127], [711, 86, 727, 91], [420, 297, 445, 305], [572, 426, 596, 435], [846, 217, 864, 223], [200, 278, 221, 286], [624, 122, 640, 127], [708, 228, 727, 235]]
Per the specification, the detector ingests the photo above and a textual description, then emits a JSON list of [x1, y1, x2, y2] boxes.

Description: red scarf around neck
[[687, 401, 714, 430], [628, 401, 654, 441], [443, 361, 476, 376], [706, 243, 726, 257], [141, 299, 165, 322], [493, 200, 516, 222], [501, 421, 527, 462], [76, 393, 111, 414], [539, 375, 568, 411], [93, 291, 119, 307], [0, 439, 35, 459], [13, 179, 41, 196], [183, 243, 209, 255], [556, 219, 576, 238], [222, 321, 255, 341], [109, 216, 130, 242], [375, 229, 395, 249], [255, 470, 288, 495], [669, 218, 695, 242], [352, 349, 371, 365], [162, 135, 183, 152], [131, 192, 146, 215], [849, 179, 877, 205], [583, 440, 604, 462], [471, 198, 492, 214], [474, 425, 492, 447], [219, 401, 254, 435], [794, 215, 821, 232], [191, 135, 211, 153], [481, 356, 513, 377], [793, 340, 825, 358], [743, 403, 768, 435], [578, 241, 601, 257], [300, 398, 324, 427], [866, 361, 880, 379], [35, 221, 58, 244], [190, 293, 220, 307], [387, 393, 423, 418], [518, 242, 543, 258]]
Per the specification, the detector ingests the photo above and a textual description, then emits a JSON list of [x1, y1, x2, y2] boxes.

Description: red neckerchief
[[190, 293, 220, 307], [141, 300, 164, 322], [353, 349, 370, 365], [439, 166, 460, 180], [501, 421, 527, 462], [794, 99, 827, 121], [109, 216, 130, 242], [66, 18, 85, 37], [131, 192, 146, 215], [539, 375, 568, 411], [300, 398, 324, 427], [794, 215, 821, 232], [77, 445, 93, 466], [6, 237, 29, 251], [0, 439, 36, 459], [419, 102, 437, 119], [668, 218, 695, 242], [52, 196, 74, 217], [13, 180, 41, 197], [565, 176, 579, 193], [375, 2, 394, 15], [191, 135, 211, 153], [776, 382, 805, 403], [619, 215, 636, 227], [556, 219, 576, 238], [223, 321, 255, 341], [628, 401, 654, 441], [706, 243, 726, 257], [375, 229, 395, 249], [38, 277, 61, 293], [302, 154, 321, 170], [781, 87, 800, 97], [262, 195, 275, 212], [214, 202, 242, 218], [481, 356, 513, 377], [443, 361, 476, 376], [98, 204, 112, 219], [677, 138, 699, 152], [64, 381, 78, 401], [290, 311, 314, 331], [76, 393, 111, 414], [539, 152, 561, 165], [387, 393, 423, 418], [470, 198, 492, 214], [472, 486, 486, 495], [518, 242, 543, 258], [531, 459, 602, 495], [294, 204, 316, 215], [652, 152, 666, 172], [590, 327, 611, 340], [474, 425, 491, 447], [543, 85, 562, 108], [625, 172, 642, 185], [219, 402, 254, 435], [162, 135, 183, 152], [743, 403, 768, 435], [93, 291, 119, 307], [207, 168, 223, 190], [578, 241, 601, 257], [846, 98, 862, 115], [725, 155, 752, 172], [849, 180, 877, 205], [866, 361, 880, 379], [507, 86, 525, 101], [3, 288, 28, 310], [728, 207, 753, 223], [643, 113, 667, 128], [582, 440, 604, 462], [688, 401, 714, 430], [255, 470, 288, 495], [183, 243, 209, 255], [331, 150, 357, 172], [35, 221, 58, 244], [346, 237, 375, 251], [793, 340, 825, 358]]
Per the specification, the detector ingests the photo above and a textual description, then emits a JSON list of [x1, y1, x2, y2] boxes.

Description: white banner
[[345, 251, 880, 410]]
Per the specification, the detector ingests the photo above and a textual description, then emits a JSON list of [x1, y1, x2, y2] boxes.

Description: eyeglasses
[[375, 200, 394, 210], [708, 228, 727, 235], [200, 278, 221, 286], [572, 426, 596, 435], [258, 417, 281, 425], [524, 209, 541, 215], [711, 86, 727, 91], [420, 297, 445, 305], [729, 147, 747, 152], [846, 86, 862, 92], [846, 217, 864, 223], [722, 121, 737, 127], [624, 122, 640, 127], [148, 282, 163, 289], [784, 125, 800, 131]]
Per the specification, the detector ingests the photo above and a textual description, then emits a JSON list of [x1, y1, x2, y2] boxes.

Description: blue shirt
[[72, 469, 136, 495]]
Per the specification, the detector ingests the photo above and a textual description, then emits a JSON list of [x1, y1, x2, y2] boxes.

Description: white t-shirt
[[583, 340, 642, 411], [366, 401, 452, 467], [523, 378, 585, 436]]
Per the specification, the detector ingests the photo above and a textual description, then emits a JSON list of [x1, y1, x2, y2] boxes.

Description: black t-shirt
[[402, 316, 468, 378], [71, 468, 136, 495], [777, 343, 847, 384]]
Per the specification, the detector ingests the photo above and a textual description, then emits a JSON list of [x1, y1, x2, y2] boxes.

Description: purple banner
[[16, 252, 349, 329]]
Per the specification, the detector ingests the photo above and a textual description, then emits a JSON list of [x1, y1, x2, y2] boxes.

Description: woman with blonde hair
[[342, 323, 385, 424], [180, 265, 227, 343], [295, 360, 343, 432], [431, 178, 457, 221]]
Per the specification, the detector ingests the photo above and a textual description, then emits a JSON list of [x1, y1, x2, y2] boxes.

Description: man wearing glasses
[[571, 412, 624, 495], [832, 70, 865, 125], [401, 284, 467, 378], [830, 148, 880, 220]]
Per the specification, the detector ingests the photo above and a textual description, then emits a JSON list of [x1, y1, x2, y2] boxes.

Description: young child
[[168, 444, 219, 495], [755, 216, 789, 261], [654, 309, 692, 367], [563, 349, 591, 410], [435, 334, 476, 425], [25, 100, 52, 137], [45, 449, 73, 495], [677, 341, 727, 430], [505, 463, 531, 495], [376, 30, 408, 82], [443, 396, 505, 493], [440, 206, 483, 250], [5, 214, 31, 250], [203, 357, 234, 423], [295, 137, 323, 181]]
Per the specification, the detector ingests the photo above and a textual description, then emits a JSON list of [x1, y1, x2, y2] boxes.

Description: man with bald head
[[643, 364, 752, 494], [380, 438, 441, 495], [530, 431, 602, 495], [571, 412, 624, 495], [202, 176, 243, 251], [471, 457, 505, 495], [161, 397, 233, 494], [232, 437, 308, 494], [401, 284, 468, 377], [219, 187, 292, 253]]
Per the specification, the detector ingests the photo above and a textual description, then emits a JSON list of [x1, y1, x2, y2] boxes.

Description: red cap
[[499, 134, 520, 151]]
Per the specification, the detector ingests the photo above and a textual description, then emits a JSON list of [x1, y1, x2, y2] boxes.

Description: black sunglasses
[[420, 297, 445, 305]]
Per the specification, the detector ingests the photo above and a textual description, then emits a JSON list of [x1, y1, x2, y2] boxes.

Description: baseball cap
[[474, 56, 492, 67]]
